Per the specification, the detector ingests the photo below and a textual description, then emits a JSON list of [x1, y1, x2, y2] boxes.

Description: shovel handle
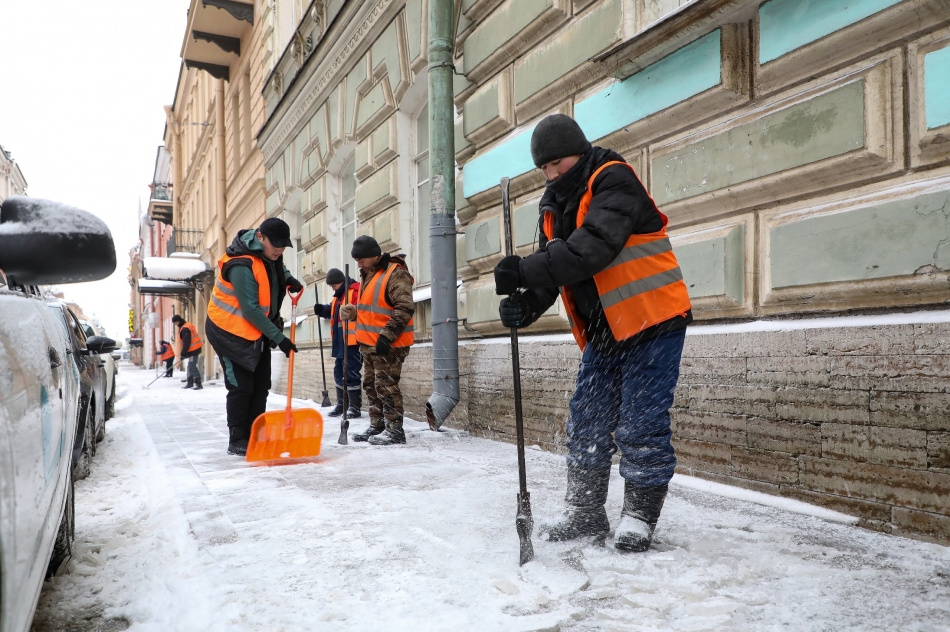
[[285, 286, 304, 428]]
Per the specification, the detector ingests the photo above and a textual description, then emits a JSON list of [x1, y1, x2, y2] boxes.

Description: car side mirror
[[0, 197, 116, 285], [85, 336, 116, 355]]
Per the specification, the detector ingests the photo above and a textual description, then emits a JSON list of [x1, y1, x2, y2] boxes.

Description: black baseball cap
[[258, 217, 293, 248]]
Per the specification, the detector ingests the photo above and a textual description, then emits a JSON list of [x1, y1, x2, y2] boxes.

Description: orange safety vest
[[330, 283, 359, 346], [543, 161, 691, 351], [207, 254, 272, 341], [179, 322, 203, 353], [355, 263, 414, 348], [158, 344, 174, 361]]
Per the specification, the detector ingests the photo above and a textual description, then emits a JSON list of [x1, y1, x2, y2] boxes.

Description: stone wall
[[280, 316, 950, 546]]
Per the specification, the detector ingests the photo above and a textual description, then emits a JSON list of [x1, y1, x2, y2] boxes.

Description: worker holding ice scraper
[[493, 114, 692, 552]]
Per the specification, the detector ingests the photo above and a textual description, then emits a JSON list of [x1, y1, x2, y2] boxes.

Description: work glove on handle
[[278, 338, 298, 357], [339, 303, 357, 321], [499, 290, 540, 329], [493, 255, 523, 296], [375, 335, 392, 355], [286, 276, 303, 293], [314, 302, 325, 316]]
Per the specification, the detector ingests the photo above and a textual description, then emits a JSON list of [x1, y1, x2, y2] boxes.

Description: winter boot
[[614, 481, 669, 552], [346, 389, 362, 418], [352, 421, 385, 442], [327, 387, 345, 417], [183, 377, 194, 389], [227, 428, 249, 456], [538, 465, 611, 542], [193, 377, 203, 390], [368, 419, 407, 445]]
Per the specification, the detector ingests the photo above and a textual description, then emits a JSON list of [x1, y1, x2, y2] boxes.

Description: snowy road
[[31, 362, 950, 631]]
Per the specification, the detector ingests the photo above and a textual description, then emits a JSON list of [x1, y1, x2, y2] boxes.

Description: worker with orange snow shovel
[[205, 217, 303, 456], [313, 267, 363, 418]]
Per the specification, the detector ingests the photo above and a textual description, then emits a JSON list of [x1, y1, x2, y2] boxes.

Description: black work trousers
[[219, 350, 271, 440]]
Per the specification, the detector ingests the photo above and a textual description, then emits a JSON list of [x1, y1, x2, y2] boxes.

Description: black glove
[[286, 276, 303, 293], [314, 302, 325, 316], [499, 291, 540, 329], [278, 338, 298, 357], [375, 335, 392, 355], [493, 255, 523, 296]]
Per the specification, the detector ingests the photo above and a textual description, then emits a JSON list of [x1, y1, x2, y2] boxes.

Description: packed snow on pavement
[[31, 362, 950, 632]]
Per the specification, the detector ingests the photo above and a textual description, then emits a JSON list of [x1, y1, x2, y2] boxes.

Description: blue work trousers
[[566, 328, 685, 487], [334, 345, 363, 394]]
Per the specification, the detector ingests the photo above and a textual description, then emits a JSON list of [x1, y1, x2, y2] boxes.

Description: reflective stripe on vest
[[330, 284, 358, 346], [159, 345, 174, 361], [354, 263, 414, 348], [180, 322, 203, 353], [543, 161, 691, 351], [207, 254, 271, 341]]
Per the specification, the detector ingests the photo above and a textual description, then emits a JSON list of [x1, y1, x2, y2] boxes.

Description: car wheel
[[95, 399, 106, 443], [73, 407, 93, 481], [105, 381, 116, 420], [47, 468, 75, 578]]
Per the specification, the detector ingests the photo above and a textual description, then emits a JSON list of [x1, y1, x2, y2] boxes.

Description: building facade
[[0, 144, 27, 202], [258, 0, 949, 543]]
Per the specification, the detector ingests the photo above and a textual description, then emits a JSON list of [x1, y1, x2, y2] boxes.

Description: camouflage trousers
[[361, 345, 410, 428]]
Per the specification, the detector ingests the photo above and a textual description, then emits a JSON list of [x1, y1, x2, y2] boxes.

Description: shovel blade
[[516, 491, 534, 566], [246, 408, 324, 462]]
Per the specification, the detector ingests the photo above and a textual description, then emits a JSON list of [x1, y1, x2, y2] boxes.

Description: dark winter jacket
[[205, 229, 291, 371], [519, 146, 691, 354], [316, 278, 359, 358]]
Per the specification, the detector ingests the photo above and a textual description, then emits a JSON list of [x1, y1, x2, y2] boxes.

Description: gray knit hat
[[326, 268, 345, 285], [530, 114, 592, 167], [351, 235, 381, 259]]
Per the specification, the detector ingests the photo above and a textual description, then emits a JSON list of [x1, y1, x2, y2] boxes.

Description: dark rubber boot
[[368, 419, 406, 445], [539, 466, 611, 542], [227, 428, 248, 456], [614, 482, 668, 552], [193, 377, 203, 390], [327, 387, 345, 417], [352, 422, 385, 442], [346, 389, 361, 417], [183, 377, 194, 389]]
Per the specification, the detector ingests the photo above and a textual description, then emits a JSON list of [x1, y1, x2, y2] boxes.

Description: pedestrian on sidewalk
[[339, 235, 414, 445], [493, 113, 692, 552], [314, 267, 363, 418], [172, 315, 204, 390], [156, 340, 175, 377], [205, 217, 303, 456]]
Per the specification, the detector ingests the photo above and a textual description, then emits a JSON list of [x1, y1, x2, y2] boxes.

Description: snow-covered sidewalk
[[31, 363, 950, 632]]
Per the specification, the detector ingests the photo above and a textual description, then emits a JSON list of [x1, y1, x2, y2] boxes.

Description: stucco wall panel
[[355, 161, 398, 218], [760, 170, 950, 314], [909, 27, 950, 168], [671, 216, 751, 319], [652, 53, 903, 225]]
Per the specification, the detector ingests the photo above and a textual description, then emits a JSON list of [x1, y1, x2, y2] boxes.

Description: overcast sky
[[0, 1, 187, 341]]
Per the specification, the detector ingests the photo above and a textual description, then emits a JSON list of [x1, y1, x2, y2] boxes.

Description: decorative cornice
[[260, 0, 396, 164], [201, 0, 253, 25], [192, 30, 241, 55]]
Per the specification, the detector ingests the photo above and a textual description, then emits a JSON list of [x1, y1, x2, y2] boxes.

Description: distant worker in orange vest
[[204, 217, 303, 456], [156, 339, 174, 377], [313, 267, 363, 418], [172, 314, 204, 390], [492, 114, 692, 553], [339, 236, 414, 445]]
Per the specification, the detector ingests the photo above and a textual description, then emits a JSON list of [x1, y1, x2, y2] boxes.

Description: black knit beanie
[[326, 268, 345, 285], [351, 235, 382, 259], [530, 114, 592, 167]]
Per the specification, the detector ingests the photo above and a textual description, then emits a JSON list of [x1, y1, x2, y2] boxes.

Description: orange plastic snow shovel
[[246, 287, 323, 462]]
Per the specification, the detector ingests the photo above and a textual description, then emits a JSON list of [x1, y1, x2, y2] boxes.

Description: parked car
[[79, 320, 117, 420], [0, 196, 115, 632], [48, 305, 115, 477]]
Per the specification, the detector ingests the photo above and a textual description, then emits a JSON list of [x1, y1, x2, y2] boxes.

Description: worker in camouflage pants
[[340, 235, 415, 445]]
